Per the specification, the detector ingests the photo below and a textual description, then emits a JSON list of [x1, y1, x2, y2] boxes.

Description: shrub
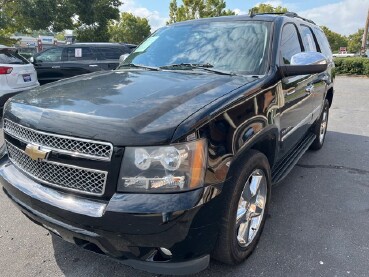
[[333, 57, 369, 76]]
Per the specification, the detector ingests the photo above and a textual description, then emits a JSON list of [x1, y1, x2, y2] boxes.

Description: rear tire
[[212, 150, 271, 265], [310, 99, 329, 151]]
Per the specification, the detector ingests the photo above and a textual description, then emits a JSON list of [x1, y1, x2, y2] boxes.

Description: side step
[[272, 133, 316, 185]]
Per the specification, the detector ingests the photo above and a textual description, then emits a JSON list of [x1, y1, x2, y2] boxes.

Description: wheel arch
[[326, 87, 334, 108], [231, 126, 279, 171]]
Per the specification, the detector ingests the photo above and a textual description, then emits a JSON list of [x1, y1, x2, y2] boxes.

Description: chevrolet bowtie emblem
[[25, 144, 50, 161]]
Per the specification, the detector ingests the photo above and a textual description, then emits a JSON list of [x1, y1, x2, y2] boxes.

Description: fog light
[[159, 247, 172, 258]]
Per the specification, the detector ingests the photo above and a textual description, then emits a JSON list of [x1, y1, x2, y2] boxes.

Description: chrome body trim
[[3, 119, 113, 161], [0, 163, 107, 217], [281, 104, 322, 142]]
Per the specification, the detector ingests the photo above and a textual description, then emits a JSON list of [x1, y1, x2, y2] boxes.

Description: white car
[[332, 51, 355, 58], [0, 45, 39, 96]]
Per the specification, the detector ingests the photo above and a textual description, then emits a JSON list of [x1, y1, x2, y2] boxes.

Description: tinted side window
[[0, 49, 29, 64], [97, 47, 129, 60], [300, 25, 317, 52], [36, 48, 63, 62], [66, 47, 95, 61], [280, 23, 303, 64], [313, 28, 332, 59]]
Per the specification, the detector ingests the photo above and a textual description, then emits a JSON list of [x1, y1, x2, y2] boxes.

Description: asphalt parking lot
[[0, 76, 368, 277]]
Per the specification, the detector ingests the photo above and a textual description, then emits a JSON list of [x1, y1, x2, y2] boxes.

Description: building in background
[[10, 35, 66, 59]]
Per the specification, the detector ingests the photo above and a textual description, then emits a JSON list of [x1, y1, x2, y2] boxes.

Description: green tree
[[168, 0, 234, 24], [0, 0, 19, 45], [54, 32, 66, 41], [109, 12, 151, 44], [0, 0, 122, 42], [249, 3, 288, 14], [74, 0, 122, 41], [320, 26, 348, 53], [347, 28, 364, 53], [203, 0, 234, 17]]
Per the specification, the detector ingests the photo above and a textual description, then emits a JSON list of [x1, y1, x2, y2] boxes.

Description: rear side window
[[0, 49, 29, 64], [97, 47, 129, 60], [313, 28, 332, 59], [280, 23, 303, 64], [66, 47, 96, 61], [300, 25, 317, 52]]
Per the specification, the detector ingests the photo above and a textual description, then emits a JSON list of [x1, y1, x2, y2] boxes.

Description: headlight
[[118, 139, 207, 193]]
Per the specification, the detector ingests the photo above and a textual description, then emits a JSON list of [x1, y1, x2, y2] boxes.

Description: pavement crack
[[296, 164, 369, 175]]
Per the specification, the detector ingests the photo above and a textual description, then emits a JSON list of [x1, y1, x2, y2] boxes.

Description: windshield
[[121, 20, 271, 75]]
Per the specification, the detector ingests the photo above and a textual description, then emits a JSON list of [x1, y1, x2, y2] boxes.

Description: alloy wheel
[[236, 169, 267, 247]]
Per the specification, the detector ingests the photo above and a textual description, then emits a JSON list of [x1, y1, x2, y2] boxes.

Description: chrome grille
[[4, 119, 113, 161], [6, 142, 107, 196]]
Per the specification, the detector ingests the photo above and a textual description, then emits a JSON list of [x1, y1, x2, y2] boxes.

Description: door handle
[[51, 66, 60, 69], [305, 84, 314, 94], [285, 88, 296, 96], [321, 75, 329, 83], [89, 65, 99, 67]]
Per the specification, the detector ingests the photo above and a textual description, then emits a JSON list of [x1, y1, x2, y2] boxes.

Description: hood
[[5, 70, 257, 146]]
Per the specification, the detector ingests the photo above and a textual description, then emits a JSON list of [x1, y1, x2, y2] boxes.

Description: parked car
[[30, 43, 133, 84], [0, 45, 39, 116], [0, 13, 334, 275], [17, 47, 38, 60], [332, 51, 355, 58]]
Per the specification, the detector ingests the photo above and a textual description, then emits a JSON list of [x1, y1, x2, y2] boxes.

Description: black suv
[[31, 43, 133, 84], [0, 13, 334, 275]]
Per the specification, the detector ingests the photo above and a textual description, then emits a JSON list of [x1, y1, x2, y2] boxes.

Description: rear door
[[33, 47, 64, 84], [299, 24, 328, 121], [279, 23, 316, 157], [61, 46, 102, 78], [95, 46, 131, 70]]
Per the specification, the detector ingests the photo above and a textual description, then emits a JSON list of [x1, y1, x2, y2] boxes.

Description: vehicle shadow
[[52, 131, 369, 277]]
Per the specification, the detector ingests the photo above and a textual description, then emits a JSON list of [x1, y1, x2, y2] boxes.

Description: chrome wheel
[[236, 169, 267, 247], [319, 107, 328, 143]]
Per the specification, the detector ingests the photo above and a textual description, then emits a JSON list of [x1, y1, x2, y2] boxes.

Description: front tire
[[212, 150, 271, 265]]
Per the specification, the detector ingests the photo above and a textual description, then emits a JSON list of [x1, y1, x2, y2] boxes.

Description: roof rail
[[249, 11, 316, 25]]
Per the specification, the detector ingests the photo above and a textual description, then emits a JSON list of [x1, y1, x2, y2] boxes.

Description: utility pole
[[362, 9, 369, 56]]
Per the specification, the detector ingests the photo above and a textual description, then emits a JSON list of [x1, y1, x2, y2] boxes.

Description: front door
[[33, 47, 64, 84], [278, 23, 315, 157]]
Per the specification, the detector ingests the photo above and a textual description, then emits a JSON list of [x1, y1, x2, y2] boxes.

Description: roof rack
[[249, 11, 316, 25]]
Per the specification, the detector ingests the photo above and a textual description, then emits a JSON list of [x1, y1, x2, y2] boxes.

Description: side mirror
[[119, 54, 129, 64], [279, 52, 328, 77], [29, 56, 34, 63]]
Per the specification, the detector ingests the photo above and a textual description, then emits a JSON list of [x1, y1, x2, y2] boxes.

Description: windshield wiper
[[160, 63, 213, 69], [160, 63, 237, 76], [118, 63, 160, 71]]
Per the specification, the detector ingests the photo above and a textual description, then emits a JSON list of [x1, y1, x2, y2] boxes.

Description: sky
[[119, 0, 369, 36]]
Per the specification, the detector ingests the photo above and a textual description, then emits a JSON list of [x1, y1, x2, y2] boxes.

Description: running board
[[272, 133, 316, 185]]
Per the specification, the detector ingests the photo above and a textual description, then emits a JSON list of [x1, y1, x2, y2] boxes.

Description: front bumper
[[0, 159, 223, 275]]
